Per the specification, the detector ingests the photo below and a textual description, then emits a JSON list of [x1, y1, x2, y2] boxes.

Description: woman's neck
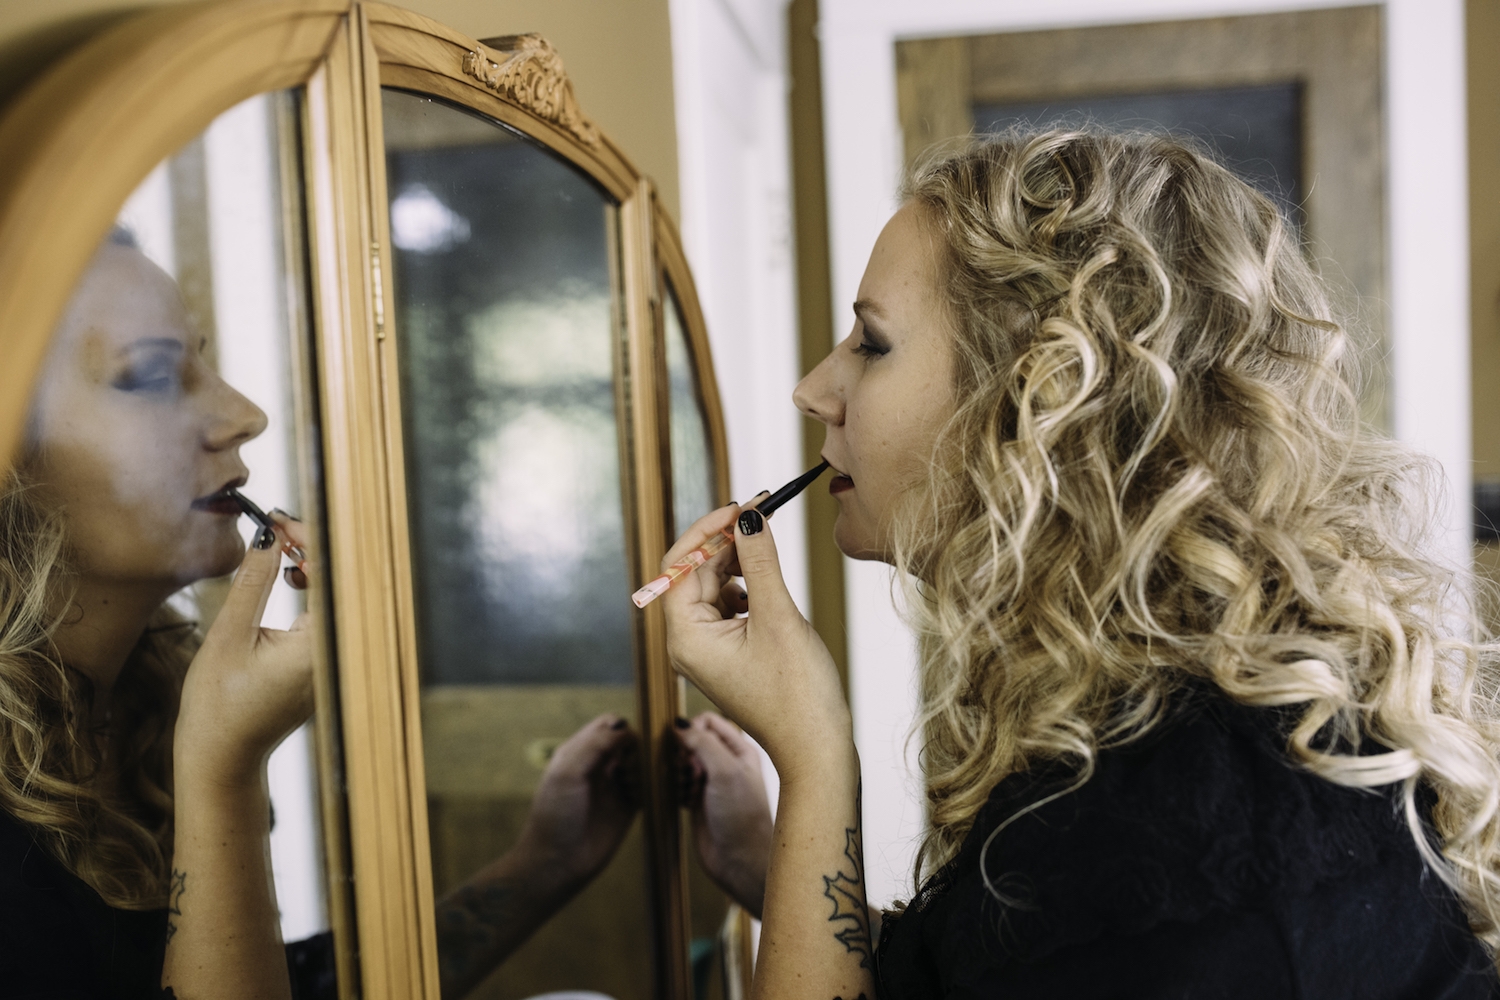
[[51, 576, 172, 724]]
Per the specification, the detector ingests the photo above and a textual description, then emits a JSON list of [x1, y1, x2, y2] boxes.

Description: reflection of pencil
[[631, 461, 830, 609]]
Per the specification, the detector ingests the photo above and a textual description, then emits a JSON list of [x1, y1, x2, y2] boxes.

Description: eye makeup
[[631, 460, 830, 609]]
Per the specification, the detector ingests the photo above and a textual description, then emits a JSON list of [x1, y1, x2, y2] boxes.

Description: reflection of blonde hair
[[0, 470, 188, 908], [898, 129, 1500, 964]]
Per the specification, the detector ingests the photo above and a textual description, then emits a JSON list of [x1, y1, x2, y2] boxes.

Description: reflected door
[[384, 87, 653, 1000]]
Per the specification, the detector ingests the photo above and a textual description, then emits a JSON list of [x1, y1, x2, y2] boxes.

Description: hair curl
[[896, 129, 1500, 963], [0, 469, 189, 908]]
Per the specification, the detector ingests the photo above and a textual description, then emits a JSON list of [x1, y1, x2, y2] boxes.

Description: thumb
[[210, 527, 283, 640], [733, 508, 799, 621]]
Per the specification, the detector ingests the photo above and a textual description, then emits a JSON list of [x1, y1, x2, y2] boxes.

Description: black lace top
[[876, 694, 1499, 999]]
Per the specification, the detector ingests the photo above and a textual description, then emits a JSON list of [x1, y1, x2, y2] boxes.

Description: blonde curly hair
[[0, 468, 188, 908], [896, 129, 1500, 963]]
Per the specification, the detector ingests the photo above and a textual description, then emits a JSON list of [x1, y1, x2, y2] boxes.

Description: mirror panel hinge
[[371, 239, 386, 339]]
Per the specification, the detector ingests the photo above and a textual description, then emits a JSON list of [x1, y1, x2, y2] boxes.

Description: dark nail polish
[[738, 509, 763, 535], [283, 565, 307, 589], [674, 716, 690, 730], [611, 717, 628, 730], [738, 589, 748, 601], [253, 526, 277, 550]]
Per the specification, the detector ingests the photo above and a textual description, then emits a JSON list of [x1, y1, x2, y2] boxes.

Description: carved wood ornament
[[462, 34, 601, 147]]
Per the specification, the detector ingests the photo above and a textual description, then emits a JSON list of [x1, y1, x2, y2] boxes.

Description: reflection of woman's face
[[28, 244, 268, 588]]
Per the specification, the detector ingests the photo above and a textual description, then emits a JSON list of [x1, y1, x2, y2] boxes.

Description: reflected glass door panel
[[20, 88, 337, 994], [664, 281, 716, 539], [384, 88, 651, 1000]]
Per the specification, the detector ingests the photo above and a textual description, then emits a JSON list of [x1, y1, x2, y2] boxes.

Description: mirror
[[9, 88, 338, 996], [384, 88, 655, 1000], [664, 278, 747, 999]]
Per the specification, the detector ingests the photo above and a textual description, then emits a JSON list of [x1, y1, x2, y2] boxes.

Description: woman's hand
[[661, 504, 851, 782], [677, 712, 773, 919], [513, 714, 640, 885], [661, 508, 871, 1000], [435, 715, 640, 998], [175, 516, 315, 787], [163, 515, 315, 1000]]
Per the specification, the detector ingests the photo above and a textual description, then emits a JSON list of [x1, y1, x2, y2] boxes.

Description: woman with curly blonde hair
[[663, 129, 1500, 998]]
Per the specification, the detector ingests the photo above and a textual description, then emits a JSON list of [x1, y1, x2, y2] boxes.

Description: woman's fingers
[[660, 503, 741, 573], [731, 508, 799, 623], [701, 711, 757, 757], [210, 525, 285, 639]]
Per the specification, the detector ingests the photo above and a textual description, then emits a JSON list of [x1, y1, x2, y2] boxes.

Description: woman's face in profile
[[27, 243, 268, 588], [794, 203, 955, 562]]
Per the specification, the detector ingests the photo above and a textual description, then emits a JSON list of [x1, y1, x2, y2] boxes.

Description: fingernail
[[254, 526, 277, 550], [738, 509, 763, 535], [283, 565, 307, 589], [611, 717, 628, 730], [674, 717, 689, 729]]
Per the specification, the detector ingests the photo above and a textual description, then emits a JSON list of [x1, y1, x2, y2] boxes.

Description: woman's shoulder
[[944, 693, 1397, 926], [877, 694, 1497, 999]]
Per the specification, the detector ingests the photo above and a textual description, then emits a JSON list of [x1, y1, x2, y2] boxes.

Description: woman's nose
[[793, 343, 845, 427], [204, 377, 268, 451]]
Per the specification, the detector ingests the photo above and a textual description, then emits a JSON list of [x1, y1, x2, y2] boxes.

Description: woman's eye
[[112, 358, 182, 395], [852, 338, 889, 359]]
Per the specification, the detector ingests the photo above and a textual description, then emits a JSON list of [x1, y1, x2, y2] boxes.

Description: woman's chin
[[191, 535, 248, 582], [833, 518, 890, 563]]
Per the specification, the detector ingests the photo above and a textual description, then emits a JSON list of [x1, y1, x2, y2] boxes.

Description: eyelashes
[[851, 337, 889, 359]]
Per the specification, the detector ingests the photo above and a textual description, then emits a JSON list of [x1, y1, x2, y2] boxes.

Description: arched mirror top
[[0, 0, 348, 468], [365, 3, 645, 204]]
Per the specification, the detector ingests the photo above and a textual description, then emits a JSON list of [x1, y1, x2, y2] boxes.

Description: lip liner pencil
[[631, 460, 830, 609]]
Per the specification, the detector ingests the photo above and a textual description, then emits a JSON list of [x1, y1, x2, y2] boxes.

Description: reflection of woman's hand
[[163, 519, 315, 1000], [678, 712, 772, 919], [176, 519, 314, 785], [661, 506, 851, 783], [515, 714, 640, 885]]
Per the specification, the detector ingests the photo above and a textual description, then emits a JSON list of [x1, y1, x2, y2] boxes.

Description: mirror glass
[[664, 279, 745, 999], [13, 89, 337, 996], [664, 281, 716, 539], [383, 88, 653, 1000]]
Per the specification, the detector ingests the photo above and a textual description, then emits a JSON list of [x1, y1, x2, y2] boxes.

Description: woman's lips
[[191, 483, 246, 516], [830, 474, 854, 495]]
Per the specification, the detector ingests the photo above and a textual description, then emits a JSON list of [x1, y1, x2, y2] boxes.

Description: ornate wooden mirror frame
[[0, 2, 732, 998]]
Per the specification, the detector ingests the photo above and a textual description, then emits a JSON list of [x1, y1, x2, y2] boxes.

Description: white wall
[[818, 0, 1471, 911]]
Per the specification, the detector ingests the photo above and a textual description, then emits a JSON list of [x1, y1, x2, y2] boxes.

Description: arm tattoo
[[436, 880, 519, 982], [821, 781, 872, 969], [165, 869, 188, 946]]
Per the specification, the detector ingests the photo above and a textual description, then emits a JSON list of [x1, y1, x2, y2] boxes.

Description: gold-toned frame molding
[[361, 7, 737, 1000]]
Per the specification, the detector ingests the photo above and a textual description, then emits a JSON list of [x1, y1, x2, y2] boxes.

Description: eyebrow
[[119, 337, 186, 356], [852, 298, 887, 323]]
